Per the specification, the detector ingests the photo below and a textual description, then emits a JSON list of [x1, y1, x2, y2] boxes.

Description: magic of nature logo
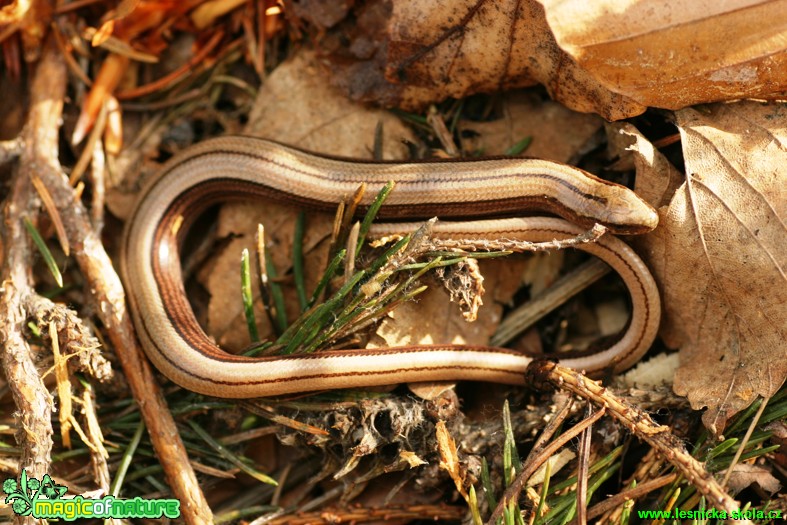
[[3, 470, 180, 520]]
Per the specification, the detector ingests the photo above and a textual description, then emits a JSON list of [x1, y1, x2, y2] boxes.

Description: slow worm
[[121, 136, 660, 398]]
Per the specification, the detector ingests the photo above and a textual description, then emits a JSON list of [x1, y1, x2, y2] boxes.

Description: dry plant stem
[[88, 136, 106, 232], [255, 223, 275, 328], [0, 137, 54, 500], [51, 24, 93, 87], [527, 393, 573, 458], [487, 406, 606, 525], [344, 222, 360, 281], [526, 361, 753, 525], [25, 42, 213, 525], [115, 30, 224, 100], [69, 98, 108, 185], [50, 321, 73, 448], [80, 386, 113, 499], [260, 504, 467, 525], [423, 224, 607, 253], [30, 174, 70, 256], [426, 105, 459, 156], [576, 405, 593, 525], [571, 473, 677, 524], [720, 395, 769, 490], [492, 258, 610, 346]]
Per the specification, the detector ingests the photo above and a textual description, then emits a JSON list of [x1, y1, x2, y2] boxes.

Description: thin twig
[[426, 105, 459, 156], [425, 224, 608, 253], [88, 130, 106, 232], [720, 396, 770, 490], [526, 393, 574, 460], [0, 131, 54, 495], [25, 40, 214, 525]]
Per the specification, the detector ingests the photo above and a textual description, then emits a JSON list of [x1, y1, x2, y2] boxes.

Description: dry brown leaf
[[368, 259, 528, 349], [725, 463, 781, 495], [406, 381, 457, 400], [540, 0, 787, 111], [330, 0, 787, 119], [198, 201, 333, 350], [201, 50, 416, 349], [605, 122, 683, 209], [288, 0, 352, 29], [333, 0, 643, 119], [458, 93, 603, 160], [246, 51, 414, 157], [643, 102, 786, 433], [435, 420, 468, 500]]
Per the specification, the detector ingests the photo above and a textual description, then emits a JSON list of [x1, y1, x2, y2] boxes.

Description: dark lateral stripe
[[145, 148, 617, 222]]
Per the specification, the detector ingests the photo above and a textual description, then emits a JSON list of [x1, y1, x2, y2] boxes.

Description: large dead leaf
[[328, 0, 787, 119], [645, 102, 787, 433], [540, 0, 787, 111], [725, 463, 781, 495], [245, 52, 415, 156], [332, 0, 644, 119]]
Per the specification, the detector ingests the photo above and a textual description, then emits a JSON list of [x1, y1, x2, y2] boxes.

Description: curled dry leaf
[[605, 122, 683, 209], [540, 0, 787, 111], [643, 102, 786, 433]]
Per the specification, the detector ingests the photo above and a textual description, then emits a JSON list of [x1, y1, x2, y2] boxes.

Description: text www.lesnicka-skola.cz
[[637, 507, 782, 521]]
